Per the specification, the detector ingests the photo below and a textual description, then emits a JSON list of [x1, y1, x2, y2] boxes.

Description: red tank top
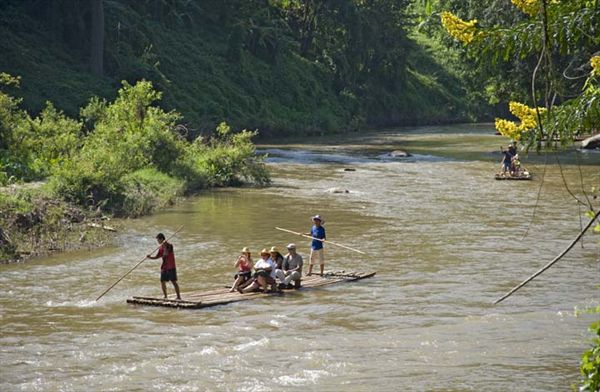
[[238, 256, 251, 272]]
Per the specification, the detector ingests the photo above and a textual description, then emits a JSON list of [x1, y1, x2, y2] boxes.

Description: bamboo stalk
[[275, 227, 366, 255], [96, 225, 184, 301]]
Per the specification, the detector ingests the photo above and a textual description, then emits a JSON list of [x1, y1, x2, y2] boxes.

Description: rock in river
[[326, 187, 350, 194], [388, 150, 412, 158]]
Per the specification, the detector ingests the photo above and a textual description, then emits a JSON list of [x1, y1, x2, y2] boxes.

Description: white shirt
[[255, 257, 277, 279]]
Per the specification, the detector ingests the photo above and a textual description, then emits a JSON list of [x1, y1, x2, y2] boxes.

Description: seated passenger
[[511, 153, 521, 176], [229, 247, 253, 292], [270, 246, 284, 269], [238, 249, 276, 293], [270, 246, 285, 285], [282, 243, 303, 288]]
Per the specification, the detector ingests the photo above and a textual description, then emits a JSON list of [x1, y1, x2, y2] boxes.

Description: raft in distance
[[494, 172, 532, 180]]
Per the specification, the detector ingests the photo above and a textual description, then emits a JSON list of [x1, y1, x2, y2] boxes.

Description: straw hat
[[269, 246, 280, 253], [241, 247, 250, 253], [260, 248, 270, 256]]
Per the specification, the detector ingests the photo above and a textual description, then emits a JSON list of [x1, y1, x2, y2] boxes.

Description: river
[[1, 124, 599, 391]]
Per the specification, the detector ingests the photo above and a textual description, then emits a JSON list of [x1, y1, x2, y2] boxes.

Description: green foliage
[[0, 73, 81, 183], [0, 0, 473, 135], [28, 102, 82, 177], [121, 168, 185, 217], [51, 80, 184, 213], [436, 0, 600, 147], [181, 122, 270, 188], [579, 307, 600, 392], [50, 81, 269, 216]]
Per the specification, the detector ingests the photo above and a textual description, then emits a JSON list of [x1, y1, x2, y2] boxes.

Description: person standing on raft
[[306, 215, 326, 276], [147, 233, 181, 300]]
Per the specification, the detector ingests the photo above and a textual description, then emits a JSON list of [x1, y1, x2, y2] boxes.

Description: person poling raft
[[96, 225, 185, 301], [276, 216, 365, 256], [146, 233, 181, 300]]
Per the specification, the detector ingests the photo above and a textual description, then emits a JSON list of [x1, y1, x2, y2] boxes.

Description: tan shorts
[[309, 248, 324, 266]]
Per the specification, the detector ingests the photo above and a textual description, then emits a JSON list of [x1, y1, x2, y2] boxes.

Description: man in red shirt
[[147, 233, 181, 300]]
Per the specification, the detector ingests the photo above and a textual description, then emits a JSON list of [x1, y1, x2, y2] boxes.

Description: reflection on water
[[1, 124, 598, 391]]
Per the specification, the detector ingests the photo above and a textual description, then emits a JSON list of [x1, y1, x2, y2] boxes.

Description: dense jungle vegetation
[[0, 0, 497, 138]]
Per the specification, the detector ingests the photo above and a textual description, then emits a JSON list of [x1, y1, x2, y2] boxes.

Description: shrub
[[183, 122, 270, 187], [120, 168, 185, 217], [52, 82, 270, 216]]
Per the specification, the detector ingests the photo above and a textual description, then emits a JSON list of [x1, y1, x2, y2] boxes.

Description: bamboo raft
[[126, 270, 376, 309], [494, 172, 532, 180]]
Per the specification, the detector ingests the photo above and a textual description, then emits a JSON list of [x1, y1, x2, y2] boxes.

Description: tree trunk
[[89, 0, 104, 75]]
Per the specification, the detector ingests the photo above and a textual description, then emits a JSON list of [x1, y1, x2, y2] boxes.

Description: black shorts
[[234, 271, 252, 280], [161, 268, 177, 282]]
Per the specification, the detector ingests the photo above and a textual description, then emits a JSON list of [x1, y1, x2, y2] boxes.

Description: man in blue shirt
[[306, 215, 326, 276]]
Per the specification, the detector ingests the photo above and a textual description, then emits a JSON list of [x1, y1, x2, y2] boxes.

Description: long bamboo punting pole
[[275, 227, 366, 255], [493, 209, 599, 305], [96, 225, 184, 301]]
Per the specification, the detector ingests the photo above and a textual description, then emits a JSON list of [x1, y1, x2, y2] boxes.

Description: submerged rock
[[388, 150, 412, 158], [326, 187, 350, 194]]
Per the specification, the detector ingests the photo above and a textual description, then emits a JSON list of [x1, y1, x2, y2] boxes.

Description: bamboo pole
[[275, 227, 366, 255], [493, 210, 599, 305], [96, 225, 184, 301]]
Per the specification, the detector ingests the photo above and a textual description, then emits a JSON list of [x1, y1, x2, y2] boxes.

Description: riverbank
[[0, 183, 116, 263]]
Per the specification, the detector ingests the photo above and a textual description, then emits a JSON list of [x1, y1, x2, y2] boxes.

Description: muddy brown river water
[[1, 124, 599, 391]]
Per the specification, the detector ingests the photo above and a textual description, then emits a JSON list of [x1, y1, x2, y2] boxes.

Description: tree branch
[[494, 209, 600, 305]]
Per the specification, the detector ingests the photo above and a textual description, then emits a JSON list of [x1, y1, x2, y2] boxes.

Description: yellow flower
[[509, 101, 546, 132], [495, 118, 521, 140], [440, 11, 478, 45], [511, 0, 539, 16], [591, 56, 600, 77], [495, 101, 546, 140]]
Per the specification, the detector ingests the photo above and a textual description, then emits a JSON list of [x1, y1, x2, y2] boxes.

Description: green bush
[[184, 122, 270, 187], [580, 308, 600, 391], [121, 168, 185, 217], [0, 73, 81, 183], [50, 82, 270, 216], [0, 73, 34, 183]]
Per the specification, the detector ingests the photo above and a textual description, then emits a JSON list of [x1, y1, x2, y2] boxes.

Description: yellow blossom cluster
[[495, 118, 520, 140], [440, 11, 478, 45], [511, 0, 539, 16], [591, 56, 600, 77], [495, 101, 546, 140]]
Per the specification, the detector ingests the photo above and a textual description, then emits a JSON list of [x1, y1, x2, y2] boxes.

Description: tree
[[440, 0, 600, 147], [89, 0, 104, 75]]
